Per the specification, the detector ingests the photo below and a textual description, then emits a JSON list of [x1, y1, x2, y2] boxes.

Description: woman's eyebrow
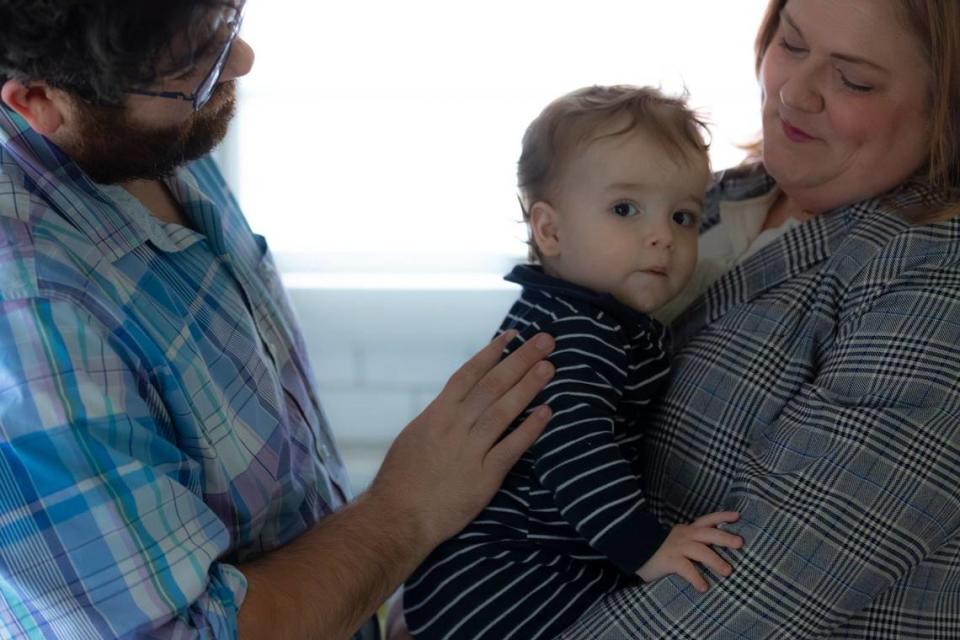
[[780, 8, 889, 74], [780, 9, 804, 36]]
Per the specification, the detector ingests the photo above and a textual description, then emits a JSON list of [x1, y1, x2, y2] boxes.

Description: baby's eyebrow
[[604, 181, 647, 192]]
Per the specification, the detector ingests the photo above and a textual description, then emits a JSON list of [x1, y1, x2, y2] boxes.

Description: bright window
[[230, 0, 769, 279]]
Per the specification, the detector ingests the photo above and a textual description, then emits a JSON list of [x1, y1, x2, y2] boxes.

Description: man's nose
[[221, 37, 255, 82]]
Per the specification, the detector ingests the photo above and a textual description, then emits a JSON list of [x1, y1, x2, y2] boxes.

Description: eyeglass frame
[[126, 1, 246, 111]]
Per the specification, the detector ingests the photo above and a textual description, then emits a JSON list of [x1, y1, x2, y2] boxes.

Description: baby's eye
[[612, 202, 640, 217], [672, 210, 699, 227]]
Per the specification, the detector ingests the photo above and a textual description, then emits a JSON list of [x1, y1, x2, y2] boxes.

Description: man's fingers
[[470, 359, 554, 448], [675, 559, 709, 593], [691, 511, 739, 528], [459, 333, 554, 421], [441, 330, 519, 403], [483, 405, 552, 477]]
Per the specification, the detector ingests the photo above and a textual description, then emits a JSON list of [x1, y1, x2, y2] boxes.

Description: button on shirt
[[0, 109, 352, 638]]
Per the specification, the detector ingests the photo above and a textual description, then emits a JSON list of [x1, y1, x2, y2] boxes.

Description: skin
[[236, 330, 556, 639], [759, 0, 931, 225], [530, 128, 708, 314], [1, 28, 560, 640]]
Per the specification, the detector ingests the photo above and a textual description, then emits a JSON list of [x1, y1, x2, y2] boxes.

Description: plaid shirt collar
[[0, 107, 228, 261], [673, 163, 949, 343]]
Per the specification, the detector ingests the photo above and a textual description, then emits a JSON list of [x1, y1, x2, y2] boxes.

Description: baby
[[403, 85, 743, 640]]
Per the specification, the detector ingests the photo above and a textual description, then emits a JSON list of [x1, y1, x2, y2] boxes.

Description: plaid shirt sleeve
[[0, 294, 247, 639], [559, 242, 960, 637]]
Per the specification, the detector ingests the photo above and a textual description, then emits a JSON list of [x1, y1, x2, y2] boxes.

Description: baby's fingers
[[693, 527, 743, 550], [674, 558, 709, 593], [684, 543, 733, 580], [691, 511, 740, 528]]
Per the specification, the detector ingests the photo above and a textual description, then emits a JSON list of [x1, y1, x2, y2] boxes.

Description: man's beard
[[64, 81, 237, 184]]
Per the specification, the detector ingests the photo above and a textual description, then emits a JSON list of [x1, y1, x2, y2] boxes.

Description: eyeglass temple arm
[[126, 88, 195, 101]]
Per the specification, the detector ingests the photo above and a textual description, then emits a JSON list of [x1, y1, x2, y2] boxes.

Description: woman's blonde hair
[[753, 0, 960, 216]]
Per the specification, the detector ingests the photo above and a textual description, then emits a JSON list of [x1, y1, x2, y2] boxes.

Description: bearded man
[[0, 2, 555, 638]]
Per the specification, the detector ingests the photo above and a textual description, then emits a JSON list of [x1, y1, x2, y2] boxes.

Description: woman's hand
[[636, 511, 743, 592], [367, 329, 555, 549]]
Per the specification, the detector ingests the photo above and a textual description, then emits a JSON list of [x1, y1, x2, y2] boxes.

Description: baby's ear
[[0, 79, 66, 136], [530, 201, 562, 257]]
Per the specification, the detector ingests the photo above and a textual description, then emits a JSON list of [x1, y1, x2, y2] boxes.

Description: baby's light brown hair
[[517, 85, 710, 262]]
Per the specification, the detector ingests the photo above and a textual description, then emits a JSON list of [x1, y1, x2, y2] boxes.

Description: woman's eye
[[612, 202, 640, 217], [672, 210, 699, 227], [779, 37, 806, 55], [839, 73, 873, 93]]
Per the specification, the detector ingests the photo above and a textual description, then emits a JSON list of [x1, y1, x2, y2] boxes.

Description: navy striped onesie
[[404, 265, 671, 640]]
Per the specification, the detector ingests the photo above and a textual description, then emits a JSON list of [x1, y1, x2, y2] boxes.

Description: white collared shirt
[[655, 186, 799, 325]]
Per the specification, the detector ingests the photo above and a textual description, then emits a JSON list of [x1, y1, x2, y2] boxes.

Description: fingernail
[[536, 334, 553, 351], [502, 329, 517, 342], [536, 362, 553, 377], [535, 405, 551, 419]]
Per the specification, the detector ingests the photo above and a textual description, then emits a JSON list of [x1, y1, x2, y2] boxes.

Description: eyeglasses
[[128, 1, 246, 111]]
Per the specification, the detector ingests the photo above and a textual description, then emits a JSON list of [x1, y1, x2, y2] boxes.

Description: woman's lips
[[781, 118, 816, 143]]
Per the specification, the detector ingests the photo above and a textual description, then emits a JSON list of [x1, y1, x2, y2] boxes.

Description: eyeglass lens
[[193, 3, 245, 110]]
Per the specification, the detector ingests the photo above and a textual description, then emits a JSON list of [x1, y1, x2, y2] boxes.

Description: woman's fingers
[[458, 332, 555, 421]]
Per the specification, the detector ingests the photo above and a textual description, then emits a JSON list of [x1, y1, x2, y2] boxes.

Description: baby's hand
[[636, 511, 743, 592]]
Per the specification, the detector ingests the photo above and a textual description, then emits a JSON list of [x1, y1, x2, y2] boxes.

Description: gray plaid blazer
[[560, 164, 960, 639]]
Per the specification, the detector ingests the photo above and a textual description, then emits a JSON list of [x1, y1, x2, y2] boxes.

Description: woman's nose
[[778, 71, 824, 113]]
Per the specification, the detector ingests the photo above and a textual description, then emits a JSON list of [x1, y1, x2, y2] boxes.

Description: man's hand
[[636, 511, 743, 592], [367, 329, 556, 548], [238, 330, 555, 639]]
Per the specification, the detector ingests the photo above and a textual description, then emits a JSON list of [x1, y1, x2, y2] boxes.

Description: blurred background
[[217, 0, 770, 491]]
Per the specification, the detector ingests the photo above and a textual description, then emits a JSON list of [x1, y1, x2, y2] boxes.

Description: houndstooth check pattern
[[559, 164, 960, 639]]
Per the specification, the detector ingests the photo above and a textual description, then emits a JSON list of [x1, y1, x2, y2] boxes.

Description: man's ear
[[1, 79, 66, 136], [530, 201, 562, 258]]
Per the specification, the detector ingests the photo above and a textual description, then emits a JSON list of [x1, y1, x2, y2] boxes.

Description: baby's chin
[[613, 277, 682, 315], [610, 290, 661, 315]]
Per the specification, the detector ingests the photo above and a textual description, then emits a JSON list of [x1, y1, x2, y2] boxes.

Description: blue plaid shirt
[[0, 108, 352, 638]]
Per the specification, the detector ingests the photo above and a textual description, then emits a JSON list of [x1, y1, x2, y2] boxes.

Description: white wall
[[224, 0, 773, 489]]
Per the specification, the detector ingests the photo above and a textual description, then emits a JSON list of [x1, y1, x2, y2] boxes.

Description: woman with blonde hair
[[560, 0, 960, 637]]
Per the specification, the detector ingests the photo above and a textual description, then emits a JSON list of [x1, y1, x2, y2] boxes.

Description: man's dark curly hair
[[0, 0, 234, 105]]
